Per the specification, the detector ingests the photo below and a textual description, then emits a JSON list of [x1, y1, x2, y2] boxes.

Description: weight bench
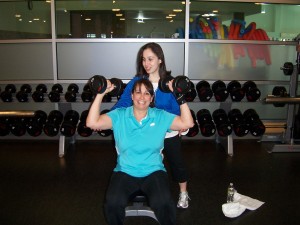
[[125, 192, 159, 223]]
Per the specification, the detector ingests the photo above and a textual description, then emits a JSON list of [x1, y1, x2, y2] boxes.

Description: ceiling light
[[169, 14, 176, 17], [166, 16, 172, 19], [112, 9, 120, 11], [116, 13, 123, 16], [137, 18, 144, 23], [15, 14, 21, 18], [85, 18, 92, 21], [120, 18, 125, 21], [173, 9, 182, 12]]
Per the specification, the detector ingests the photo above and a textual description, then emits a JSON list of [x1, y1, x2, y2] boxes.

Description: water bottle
[[227, 183, 235, 203]]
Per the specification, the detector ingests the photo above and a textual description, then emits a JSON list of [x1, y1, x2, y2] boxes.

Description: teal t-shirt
[[107, 106, 176, 177]]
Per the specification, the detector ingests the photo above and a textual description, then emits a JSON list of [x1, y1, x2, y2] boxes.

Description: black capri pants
[[164, 134, 189, 183]]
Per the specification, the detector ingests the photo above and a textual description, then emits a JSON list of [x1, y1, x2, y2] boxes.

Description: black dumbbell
[[195, 80, 213, 102], [272, 86, 288, 107], [280, 62, 294, 75], [10, 117, 28, 136], [228, 109, 249, 137], [0, 117, 12, 136], [196, 109, 216, 137], [212, 80, 229, 102], [32, 84, 48, 102], [227, 80, 245, 102], [242, 81, 261, 102], [43, 110, 64, 137], [0, 84, 17, 102], [158, 75, 191, 95], [243, 109, 265, 137], [98, 109, 113, 137], [77, 110, 93, 137], [117, 83, 127, 100], [81, 83, 94, 102], [89, 75, 124, 97], [186, 109, 199, 137], [16, 84, 32, 102], [212, 109, 232, 137], [184, 82, 197, 102], [26, 110, 47, 137], [65, 83, 79, 102], [48, 84, 63, 102], [60, 110, 80, 137]]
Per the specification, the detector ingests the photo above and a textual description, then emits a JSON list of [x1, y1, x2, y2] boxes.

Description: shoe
[[177, 191, 190, 208]]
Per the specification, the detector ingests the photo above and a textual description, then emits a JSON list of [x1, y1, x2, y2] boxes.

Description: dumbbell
[[16, 84, 32, 102], [10, 117, 28, 136], [117, 83, 127, 100], [196, 109, 216, 137], [26, 110, 47, 137], [228, 109, 249, 137], [98, 109, 113, 137], [48, 84, 63, 102], [212, 109, 232, 137], [81, 83, 94, 102], [212, 80, 229, 102], [227, 80, 245, 102], [184, 82, 197, 102], [195, 80, 213, 102], [77, 110, 93, 137], [43, 110, 64, 137], [242, 81, 261, 102], [280, 62, 294, 75], [60, 110, 80, 137], [186, 109, 199, 137], [0, 117, 12, 136], [89, 75, 124, 97], [0, 84, 16, 102], [65, 83, 79, 102], [272, 86, 288, 107], [32, 84, 47, 102], [243, 109, 266, 137], [158, 75, 191, 94]]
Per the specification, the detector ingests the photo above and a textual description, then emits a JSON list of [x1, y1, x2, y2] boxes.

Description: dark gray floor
[[1, 139, 300, 225]]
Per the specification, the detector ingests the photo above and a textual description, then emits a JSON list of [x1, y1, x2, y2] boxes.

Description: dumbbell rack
[[264, 57, 300, 152]]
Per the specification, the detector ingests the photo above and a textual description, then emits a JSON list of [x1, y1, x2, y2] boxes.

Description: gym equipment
[[196, 109, 216, 137], [158, 75, 191, 94], [26, 110, 47, 137], [117, 83, 127, 100], [212, 109, 232, 137], [212, 80, 229, 102], [98, 109, 113, 137], [65, 83, 79, 102], [186, 109, 199, 137], [48, 84, 63, 102], [125, 192, 158, 222], [81, 83, 94, 102], [43, 110, 64, 137], [60, 110, 80, 137], [280, 62, 294, 75], [0, 117, 12, 136], [243, 109, 265, 137], [271, 86, 288, 107], [184, 82, 197, 102], [0, 84, 16, 102], [10, 117, 28, 136], [32, 84, 47, 102], [242, 81, 261, 102], [227, 80, 245, 102], [228, 109, 249, 137], [195, 80, 213, 102], [16, 84, 32, 102], [89, 75, 123, 97], [77, 110, 93, 137]]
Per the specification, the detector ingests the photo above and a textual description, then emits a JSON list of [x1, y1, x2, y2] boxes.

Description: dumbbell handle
[[264, 95, 300, 104], [0, 110, 35, 117]]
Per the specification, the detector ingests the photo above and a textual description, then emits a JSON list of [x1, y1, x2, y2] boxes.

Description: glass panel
[[190, 1, 300, 41], [55, 0, 185, 38], [0, 0, 51, 39], [57, 42, 184, 79], [0, 43, 53, 80], [189, 43, 296, 81]]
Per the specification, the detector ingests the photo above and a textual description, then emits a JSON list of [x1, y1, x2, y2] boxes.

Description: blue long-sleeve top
[[111, 76, 180, 115]]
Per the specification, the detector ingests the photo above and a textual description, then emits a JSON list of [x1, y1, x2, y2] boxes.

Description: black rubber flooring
[[1, 139, 300, 225]]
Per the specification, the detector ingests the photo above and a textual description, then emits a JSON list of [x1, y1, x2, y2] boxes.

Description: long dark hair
[[132, 79, 155, 107], [135, 42, 171, 79]]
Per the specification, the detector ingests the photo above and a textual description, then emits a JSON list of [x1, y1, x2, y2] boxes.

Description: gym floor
[[1, 138, 300, 225]]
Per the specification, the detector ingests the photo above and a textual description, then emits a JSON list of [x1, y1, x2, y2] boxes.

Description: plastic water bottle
[[227, 183, 235, 203]]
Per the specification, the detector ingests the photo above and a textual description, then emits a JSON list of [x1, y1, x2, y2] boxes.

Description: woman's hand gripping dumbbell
[[158, 75, 191, 105], [89, 75, 123, 96]]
